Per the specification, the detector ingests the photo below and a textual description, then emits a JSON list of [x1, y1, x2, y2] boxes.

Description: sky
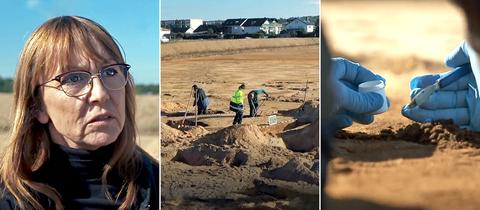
[[0, 0, 159, 85], [161, 0, 319, 20]]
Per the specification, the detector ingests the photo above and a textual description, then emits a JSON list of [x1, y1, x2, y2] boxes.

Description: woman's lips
[[87, 115, 114, 126]]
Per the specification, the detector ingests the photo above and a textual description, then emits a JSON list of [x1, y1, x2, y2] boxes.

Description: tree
[[255, 31, 266, 38], [0, 77, 13, 93]]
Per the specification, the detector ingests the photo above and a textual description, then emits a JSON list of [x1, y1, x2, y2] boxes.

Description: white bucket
[[358, 80, 388, 114]]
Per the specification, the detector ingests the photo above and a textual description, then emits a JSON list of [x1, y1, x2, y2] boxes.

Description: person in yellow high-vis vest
[[229, 83, 246, 125]]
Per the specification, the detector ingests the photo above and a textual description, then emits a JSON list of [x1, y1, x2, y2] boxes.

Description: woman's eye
[[62, 73, 88, 85], [102, 68, 118, 77]]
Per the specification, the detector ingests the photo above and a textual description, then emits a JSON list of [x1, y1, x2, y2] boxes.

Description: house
[[160, 27, 171, 43], [284, 18, 316, 33], [264, 19, 283, 35], [204, 20, 224, 26], [223, 18, 247, 35], [161, 19, 203, 34], [193, 24, 223, 34], [223, 18, 282, 35], [170, 27, 195, 34]]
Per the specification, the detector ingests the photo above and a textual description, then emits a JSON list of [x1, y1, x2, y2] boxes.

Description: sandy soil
[[322, 1, 480, 210], [161, 38, 319, 209]]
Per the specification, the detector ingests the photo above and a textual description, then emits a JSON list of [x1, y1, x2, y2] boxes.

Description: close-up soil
[[323, 1, 480, 210]]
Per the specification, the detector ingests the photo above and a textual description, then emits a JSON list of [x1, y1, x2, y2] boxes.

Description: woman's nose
[[88, 77, 110, 103]]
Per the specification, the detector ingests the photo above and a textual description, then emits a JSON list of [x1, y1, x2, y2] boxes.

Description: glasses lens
[[59, 71, 91, 96], [100, 64, 129, 90]]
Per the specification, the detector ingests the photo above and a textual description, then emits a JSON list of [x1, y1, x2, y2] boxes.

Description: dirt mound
[[183, 126, 209, 138], [262, 157, 319, 185], [175, 144, 270, 167], [174, 144, 237, 166], [335, 120, 480, 150], [277, 100, 319, 123], [395, 121, 480, 149], [161, 101, 186, 112], [296, 101, 319, 123], [197, 124, 270, 148], [161, 122, 184, 145], [175, 124, 288, 166], [283, 119, 319, 152]]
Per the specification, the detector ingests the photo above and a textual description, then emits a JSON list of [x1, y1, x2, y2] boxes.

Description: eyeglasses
[[39, 63, 130, 97]]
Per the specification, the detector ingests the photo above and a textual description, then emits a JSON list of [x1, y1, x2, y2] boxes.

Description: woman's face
[[37, 54, 126, 151]]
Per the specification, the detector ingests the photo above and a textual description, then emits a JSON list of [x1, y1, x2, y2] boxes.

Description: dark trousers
[[233, 110, 243, 125], [230, 101, 243, 125], [249, 101, 258, 117], [197, 103, 207, 115], [248, 91, 259, 117]]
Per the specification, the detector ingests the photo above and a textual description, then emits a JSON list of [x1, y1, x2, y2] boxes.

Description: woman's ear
[[34, 90, 49, 124], [35, 108, 49, 124]]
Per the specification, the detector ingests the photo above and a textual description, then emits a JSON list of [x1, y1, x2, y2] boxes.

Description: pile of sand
[[395, 121, 480, 149], [277, 100, 319, 123], [262, 157, 319, 185], [183, 126, 210, 138], [161, 101, 186, 113], [174, 143, 238, 166], [283, 119, 319, 152], [296, 101, 319, 123], [161, 122, 184, 146], [335, 120, 480, 150], [161, 123, 213, 161], [175, 124, 288, 166], [196, 124, 271, 148]]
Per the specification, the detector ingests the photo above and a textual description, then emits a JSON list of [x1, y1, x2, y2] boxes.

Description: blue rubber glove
[[402, 41, 480, 131], [331, 57, 390, 129]]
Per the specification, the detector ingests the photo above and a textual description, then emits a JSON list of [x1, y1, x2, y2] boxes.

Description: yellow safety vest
[[230, 89, 244, 104]]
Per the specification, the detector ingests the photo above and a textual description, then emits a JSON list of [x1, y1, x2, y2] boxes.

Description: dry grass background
[[0, 93, 159, 159], [161, 38, 319, 59]]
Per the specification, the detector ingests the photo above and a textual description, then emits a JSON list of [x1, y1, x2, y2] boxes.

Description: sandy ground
[[322, 1, 480, 210], [161, 39, 319, 209]]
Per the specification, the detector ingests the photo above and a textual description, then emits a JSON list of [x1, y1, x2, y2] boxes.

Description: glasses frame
[[39, 63, 131, 97]]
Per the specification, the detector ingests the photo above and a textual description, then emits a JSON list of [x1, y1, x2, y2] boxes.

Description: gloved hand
[[331, 57, 390, 129], [401, 41, 480, 131]]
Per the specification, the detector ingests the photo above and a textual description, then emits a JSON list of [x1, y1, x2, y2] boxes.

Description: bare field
[[0, 93, 159, 159], [322, 1, 480, 210], [161, 38, 319, 209], [161, 38, 319, 59]]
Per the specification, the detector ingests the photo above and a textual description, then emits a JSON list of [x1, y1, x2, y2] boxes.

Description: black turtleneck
[[0, 142, 159, 210], [33, 143, 123, 210]]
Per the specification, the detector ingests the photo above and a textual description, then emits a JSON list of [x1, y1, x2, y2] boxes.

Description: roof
[[289, 17, 315, 26], [223, 18, 278, 27], [242, 18, 268, 27], [223, 18, 247, 26], [193, 24, 223, 33]]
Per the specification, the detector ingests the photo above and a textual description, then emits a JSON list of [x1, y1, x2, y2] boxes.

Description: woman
[[0, 16, 158, 210]]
